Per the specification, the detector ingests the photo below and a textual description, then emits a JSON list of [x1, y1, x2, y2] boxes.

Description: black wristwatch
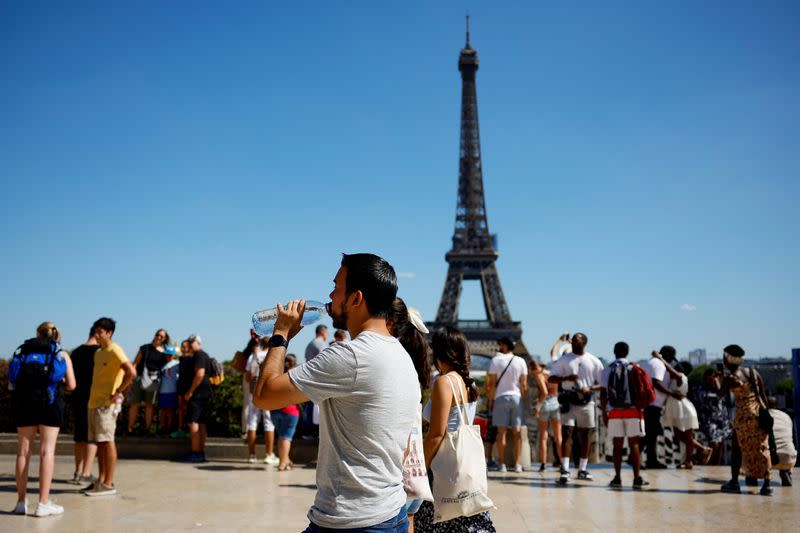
[[268, 334, 288, 349]]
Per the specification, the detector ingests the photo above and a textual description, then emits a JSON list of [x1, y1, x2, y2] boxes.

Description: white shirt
[[550, 351, 604, 392], [644, 357, 671, 408], [488, 352, 528, 399]]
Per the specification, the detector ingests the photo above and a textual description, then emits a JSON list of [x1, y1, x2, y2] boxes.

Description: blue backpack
[[9, 337, 67, 404]]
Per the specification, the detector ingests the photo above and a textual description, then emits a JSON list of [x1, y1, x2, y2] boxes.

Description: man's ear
[[350, 290, 364, 309]]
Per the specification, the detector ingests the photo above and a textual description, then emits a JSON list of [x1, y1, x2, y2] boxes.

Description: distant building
[[688, 348, 707, 367]]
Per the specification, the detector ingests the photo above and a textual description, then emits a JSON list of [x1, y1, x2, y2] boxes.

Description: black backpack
[[606, 360, 632, 408]]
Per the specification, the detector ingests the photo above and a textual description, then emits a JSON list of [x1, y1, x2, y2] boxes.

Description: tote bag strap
[[444, 373, 470, 428]]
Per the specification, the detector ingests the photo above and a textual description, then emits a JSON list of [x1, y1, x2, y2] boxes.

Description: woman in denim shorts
[[270, 354, 301, 471], [531, 360, 562, 472]]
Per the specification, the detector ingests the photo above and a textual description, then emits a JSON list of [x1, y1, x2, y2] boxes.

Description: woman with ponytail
[[388, 298, 432, 532], [415, 327, 496, 533]]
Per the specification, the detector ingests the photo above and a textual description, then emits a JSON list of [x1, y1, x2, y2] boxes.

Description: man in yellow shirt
[[84, 317, 135, 497]]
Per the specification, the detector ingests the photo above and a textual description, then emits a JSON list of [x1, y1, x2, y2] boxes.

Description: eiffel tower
[[426, 18, 527, 356]]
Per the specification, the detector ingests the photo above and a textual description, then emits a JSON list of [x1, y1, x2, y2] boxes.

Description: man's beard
[[331, 307, 348, 330]]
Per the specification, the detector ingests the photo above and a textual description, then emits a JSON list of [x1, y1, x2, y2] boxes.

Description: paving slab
[[0, 456, 796, 532]]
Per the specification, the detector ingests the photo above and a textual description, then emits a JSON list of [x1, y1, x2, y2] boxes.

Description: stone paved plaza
[[0, 455, 797, 532]]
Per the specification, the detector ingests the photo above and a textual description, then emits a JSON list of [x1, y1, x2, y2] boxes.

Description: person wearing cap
[[549, 332, 603, 484], [183, 334, 213, 463], [486, 337, 528, 473], [642, 345, 677, 469], [719, 344, 773, 496]]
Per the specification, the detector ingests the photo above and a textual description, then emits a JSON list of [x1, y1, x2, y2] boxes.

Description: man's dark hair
[[613, 342, 629, 358], [92, 317, 116, 334], [340, 253, 397, 318], [315, 325, 328, 336], [89, 325, 98, 338]]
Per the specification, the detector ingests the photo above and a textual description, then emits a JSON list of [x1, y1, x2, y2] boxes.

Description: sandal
[[278, 464, 292, 471], [699, 447, 713, 465], [676, 463, 693, 470]]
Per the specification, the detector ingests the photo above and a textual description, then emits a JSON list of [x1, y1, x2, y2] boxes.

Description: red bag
[[628, 363, 656, 410]]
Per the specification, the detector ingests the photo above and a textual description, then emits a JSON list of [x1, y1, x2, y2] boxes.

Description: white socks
[[579, 458, 588, 471], [561, 458, 570, 471]]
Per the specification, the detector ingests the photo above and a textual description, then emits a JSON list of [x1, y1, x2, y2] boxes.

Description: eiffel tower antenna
[[426, 20, 526, 355], [465, 12, 471, 47]]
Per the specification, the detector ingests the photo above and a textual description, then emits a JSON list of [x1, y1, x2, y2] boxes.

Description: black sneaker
[[760, 484, 773, 496], [558, 469, 570, 485], [745, 476, 759, 487], [780, 470, 792, 487], [538, 463, 546, 472], [720, 480, 741, 493], [609, 476, 622, 489], [633, 477, 650, 490], [577, 470, 593, 481]]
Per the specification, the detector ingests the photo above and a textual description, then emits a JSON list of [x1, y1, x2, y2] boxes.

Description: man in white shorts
[[600, 341, 649, 490], [486, 337, 528, 473], [549, 332, 603, 484]]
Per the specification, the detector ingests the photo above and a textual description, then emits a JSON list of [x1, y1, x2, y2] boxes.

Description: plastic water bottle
[[251, 300, 329, 337]]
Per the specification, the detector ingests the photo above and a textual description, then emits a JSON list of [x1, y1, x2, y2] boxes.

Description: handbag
[[402, 404, 433, 501], [139, 347, 161, 390], [430, 374, 495, 523], [745, 368, 773, 433]]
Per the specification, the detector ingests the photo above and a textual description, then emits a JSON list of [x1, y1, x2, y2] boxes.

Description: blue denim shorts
[[270, 410, 299, 441], [303, 505, 408, 532]]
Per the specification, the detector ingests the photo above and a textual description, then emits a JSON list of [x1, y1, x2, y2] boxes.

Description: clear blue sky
[[1, 1, 798, 362]]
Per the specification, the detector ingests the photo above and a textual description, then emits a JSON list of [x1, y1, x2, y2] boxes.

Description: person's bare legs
[[144, 402, 155, 433], [189, 422, 201, 452], [15, 426, 36, 504], [277, 438, 292, 469], [265, 430, 275, 456], [496, 427, 508, 467], [537, 420, 549, 465], [612, 437, 624, 477], [199, 424, 207, 451], [561, 426, 575, 467], [99, 440, 117, 486], [629, 436, 641, 478], [577, 427, 590, 468], [511, 427, 522, 466], [247, 430, 257, 455], [551, 419, 563, 460], [177, 397, 186, 431], [127, 403, 140, 433], [38, 426, 59, 504], [82, 443, 97, 478], [96, 442, 107, 485], [74, 441, 84, 474]]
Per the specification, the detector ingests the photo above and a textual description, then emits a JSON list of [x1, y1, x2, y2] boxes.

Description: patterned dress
[[695, 386, 733, 445], [731, 369, 771, 479], [414, 500, 496, 533]]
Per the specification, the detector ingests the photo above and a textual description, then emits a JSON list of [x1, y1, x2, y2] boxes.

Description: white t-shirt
[[289, 331, 419, 529], [550, 352, 604, 395], [644, 357, 671, 408], [488, 353, 528, 399]]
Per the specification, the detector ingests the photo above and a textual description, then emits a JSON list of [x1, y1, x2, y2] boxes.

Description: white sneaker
[[34, 500, 64, 517], [514, 464, 523, 473], [498, 464, 507, 473], [12, 500, 27, 515], [264, 454, 279, 465], [248, 454, 257, 464]]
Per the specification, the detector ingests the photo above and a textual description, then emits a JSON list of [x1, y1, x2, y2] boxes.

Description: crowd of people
[[5, 252, 797, 531]]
